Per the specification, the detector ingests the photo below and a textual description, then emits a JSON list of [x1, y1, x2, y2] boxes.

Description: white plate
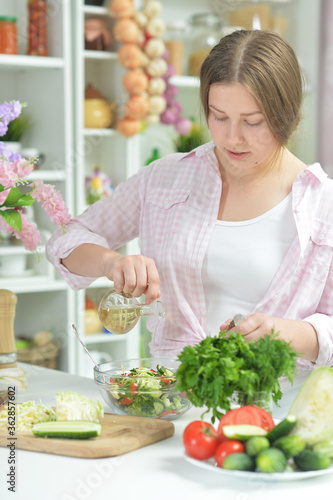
[[184, 454, 333, 482]]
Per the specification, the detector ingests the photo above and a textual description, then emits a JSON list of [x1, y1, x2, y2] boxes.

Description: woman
[[46, 30, 333, 368]]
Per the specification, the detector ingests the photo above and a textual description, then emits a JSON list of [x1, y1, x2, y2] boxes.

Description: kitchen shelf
[[84, 128, 116, 136], [84, 50, 117, 60], [0, 54, 64, 69], [0, 0, 76, 374], [83, 5, 110, 16]]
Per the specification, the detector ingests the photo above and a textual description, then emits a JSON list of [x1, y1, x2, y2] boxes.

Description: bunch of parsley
[[176, 331, 297, 423]]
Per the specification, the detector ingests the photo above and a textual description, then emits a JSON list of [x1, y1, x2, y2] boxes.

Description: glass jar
[[188, 13, 222, 77], [163, 21, 187, 76], [226, 1, 293, 40], [27, 0, 48, 56], [0, 17, 18, 55], [229, 391, 273, 414]]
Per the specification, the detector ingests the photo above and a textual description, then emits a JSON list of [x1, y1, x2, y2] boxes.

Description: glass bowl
[[94, 357, 192, 420]]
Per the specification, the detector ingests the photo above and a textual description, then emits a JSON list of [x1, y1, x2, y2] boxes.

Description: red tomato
[[249, 406, 275, 432], [215, 440, 245, 468], [217, 405, 275, 437], [119, 396, 134, 406], [183, 421, 219, 460], [130, 382, 138, 395]]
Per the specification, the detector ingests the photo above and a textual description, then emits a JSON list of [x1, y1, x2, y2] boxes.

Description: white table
[[1, 363, 331, 500]]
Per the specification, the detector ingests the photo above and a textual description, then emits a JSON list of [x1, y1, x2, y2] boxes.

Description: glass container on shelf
[[226, 1, 293, 39], [0, 17, 18, 55], [27, 0, 48, 56], [188, 13, 222, 77], [163, 21, 187, 76]]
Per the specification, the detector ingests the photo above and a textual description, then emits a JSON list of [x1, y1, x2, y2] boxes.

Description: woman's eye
[[246, 120, 263, 127], [214, 115, 227, 122]]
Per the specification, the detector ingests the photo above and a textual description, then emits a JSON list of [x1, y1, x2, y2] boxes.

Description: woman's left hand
[[220, 312, 281, 341], [219, 313, 319, 362]]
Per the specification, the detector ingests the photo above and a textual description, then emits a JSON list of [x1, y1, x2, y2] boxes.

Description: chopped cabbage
[[56, 391, 104, 423], [288, 367, 333, 445], [0, 401, 56, 431], [0, 367, 27, 390]]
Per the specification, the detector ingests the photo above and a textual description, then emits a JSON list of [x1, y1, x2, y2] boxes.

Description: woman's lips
[[227, 149, 249, 160]]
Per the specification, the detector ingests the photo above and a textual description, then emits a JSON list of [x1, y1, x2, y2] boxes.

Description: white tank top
[[201, 193, 296, 336]]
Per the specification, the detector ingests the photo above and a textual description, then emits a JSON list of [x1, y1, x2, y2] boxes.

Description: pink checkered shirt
[[46, 142, 333, 368]]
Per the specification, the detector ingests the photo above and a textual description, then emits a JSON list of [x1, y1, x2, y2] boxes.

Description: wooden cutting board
[[0, 412, 175, 458]]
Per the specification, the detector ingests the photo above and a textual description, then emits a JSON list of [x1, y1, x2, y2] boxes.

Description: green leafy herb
[[175, 330, 297, 423]]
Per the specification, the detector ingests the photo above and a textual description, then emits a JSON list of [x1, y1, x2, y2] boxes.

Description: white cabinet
[[72, 0, 140, 377], [0, 0, 76, 372]]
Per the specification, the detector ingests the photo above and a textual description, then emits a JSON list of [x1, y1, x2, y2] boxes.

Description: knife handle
[[0, 289, 17, 369]]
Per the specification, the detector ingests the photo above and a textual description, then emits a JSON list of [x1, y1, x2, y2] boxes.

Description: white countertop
[[1, 364, 332, 500]]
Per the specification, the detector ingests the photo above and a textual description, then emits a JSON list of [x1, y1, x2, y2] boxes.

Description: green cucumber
[[293, 449, 331, 471], [266, 415, 297, 442], [245, 436, 270, 457], [222, 424, 267, 441], [273, 434, 306, 459], [256, 447, 287, 473], [222, 453, 255, 471], [32, 421, 102, 439]]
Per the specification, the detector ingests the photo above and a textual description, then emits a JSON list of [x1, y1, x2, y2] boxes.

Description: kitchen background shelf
[[0, 0, 322, 376]]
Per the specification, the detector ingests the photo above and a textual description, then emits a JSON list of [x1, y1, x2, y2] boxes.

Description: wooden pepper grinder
[[0, 289, 18, 369]]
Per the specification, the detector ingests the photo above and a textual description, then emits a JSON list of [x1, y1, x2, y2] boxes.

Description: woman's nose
[[227, 123, 243, 144]]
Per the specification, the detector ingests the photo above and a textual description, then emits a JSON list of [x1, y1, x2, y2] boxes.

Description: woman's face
[[207, 83, 279, 174]]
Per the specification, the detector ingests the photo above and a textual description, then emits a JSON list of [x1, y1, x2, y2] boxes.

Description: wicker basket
[[17, 341, 59, 369]]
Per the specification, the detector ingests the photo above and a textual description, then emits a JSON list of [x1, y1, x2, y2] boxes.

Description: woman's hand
[[103, 253, 161, 304], [220, 312, 278, 341], [220, 312, 319, 362]]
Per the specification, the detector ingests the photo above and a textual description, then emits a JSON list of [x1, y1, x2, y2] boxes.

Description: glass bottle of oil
[[98, 289, 165, 335]]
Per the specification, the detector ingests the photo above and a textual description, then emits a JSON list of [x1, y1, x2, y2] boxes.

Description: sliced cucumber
[[266, 415, 297, 442], [32, 421, 102, 439], [222, 424, 267, 441], [153, 401, 165, 415]]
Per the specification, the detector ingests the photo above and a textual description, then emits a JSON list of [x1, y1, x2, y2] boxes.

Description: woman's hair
[[200, 30, 305, 146]]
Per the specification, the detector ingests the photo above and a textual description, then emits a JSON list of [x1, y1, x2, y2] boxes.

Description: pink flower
[[31, 179, 71, 227], [0, 100, 71, 252], [0, 210, 42, 251]]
